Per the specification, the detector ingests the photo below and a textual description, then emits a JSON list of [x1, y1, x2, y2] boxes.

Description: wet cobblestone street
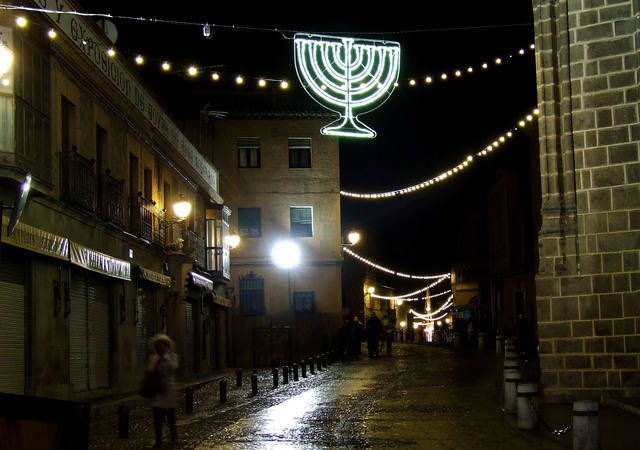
[[90, 343, 584, 449]]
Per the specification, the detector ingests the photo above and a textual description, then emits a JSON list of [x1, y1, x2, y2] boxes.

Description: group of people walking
[[337, 312, 394, 360]]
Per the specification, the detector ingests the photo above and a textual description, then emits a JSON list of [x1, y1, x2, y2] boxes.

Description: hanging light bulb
[[454, 70, 461, 77], [187, 66, 198, 76], [235, 75, 244, 85], [409, 79, 416, 86], [161, 61, 171, 71], [425, 76, 432, 84], [280, 80, 289, 89], [134, 55, 144, 65], [47, 29, 57, 39], [202, 23, 212, 39], [211, 72, 220, 81], [15, 16, 27, 28], [258, 78, 266, 87], [107, 48, 116, 57], [440, 73, 447, 80]]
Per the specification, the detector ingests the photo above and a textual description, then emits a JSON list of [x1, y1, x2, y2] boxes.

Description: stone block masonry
[[533, 0, 639, 398]]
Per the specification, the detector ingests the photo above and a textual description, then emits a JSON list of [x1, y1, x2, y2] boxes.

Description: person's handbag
[[139, 370, 163, 398]]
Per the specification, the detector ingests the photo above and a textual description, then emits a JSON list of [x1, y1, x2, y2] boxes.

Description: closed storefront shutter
[[69, 269, 88, 392], [69, 269, 112, 391], [88, 275, 110, 389], [0, 259, 25, 394], [136, 288, 156, 373], [185, 302, 194, 374]]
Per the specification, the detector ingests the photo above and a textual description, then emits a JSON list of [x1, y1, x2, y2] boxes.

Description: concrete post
[[504, 368, 522, 412], [454, 331, 462, 348], [185, 387, 194, 414], [117, 405, 129, 439], [301, 360, 307, 378], [219, 379, 227, 403], [309, 358, 315, 374], [478, 332, 486, 349], [272, 368, 279, 388], [282, 366, 289, 384], [573, 400, 600, 450], [293, 363, 299, 381], [316, 356, 322, 371], [251, 374, 258, 395], [496, 334, 504, 354], [516, 383, 538, 429], [236, 369, 243, 387]]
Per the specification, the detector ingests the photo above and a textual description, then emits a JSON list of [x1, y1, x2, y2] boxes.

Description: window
[[239, 273, 264, 315], [238, 208, 261, 238], [237, 137, 260, 168], [294, 292, 315, 313], [289, 138, 311, 168], [290, 207, 313, 237]]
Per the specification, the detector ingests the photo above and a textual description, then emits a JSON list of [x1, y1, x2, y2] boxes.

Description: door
[[0, 256, 25, 394]]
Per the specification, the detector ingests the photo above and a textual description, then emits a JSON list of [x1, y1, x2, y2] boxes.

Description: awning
[[1, 217, 69, 261], [189, 271, 213, 291], [138, 266, 172, 287], [70, 241, 131, 280]]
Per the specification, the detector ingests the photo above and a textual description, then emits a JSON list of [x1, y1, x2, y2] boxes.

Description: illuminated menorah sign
[[294, 33, 401, 139]]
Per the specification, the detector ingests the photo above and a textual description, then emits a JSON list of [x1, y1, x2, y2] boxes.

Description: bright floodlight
[[0, 41, 13, 78], [224, 234, 240, 249], [271, 240, 300, 269], [347, 231, 360, 245], [172, 198, 191, 220]]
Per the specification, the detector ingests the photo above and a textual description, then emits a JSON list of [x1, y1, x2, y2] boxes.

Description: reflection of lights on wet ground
[[259, 388, 320, 436]]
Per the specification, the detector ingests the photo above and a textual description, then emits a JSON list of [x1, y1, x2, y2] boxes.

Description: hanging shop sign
[[138, 266, 172, 287], [69, 241, 131, 280], [1, 217, 68, 260], [294, 33, 400, 138], [188, 271, 213, 291]]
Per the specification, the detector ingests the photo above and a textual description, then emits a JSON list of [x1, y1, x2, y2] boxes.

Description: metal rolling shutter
[[69, 269, 88, 392], [88, 275, 110, 389], [185, 302, 194, 374], [136, 289, 156, 373], [0, 260, 25, 394]]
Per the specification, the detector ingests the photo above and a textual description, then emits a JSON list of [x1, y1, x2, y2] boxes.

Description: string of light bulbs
[[342, 247, 451, 280], [372, 289, 452, 303], [370, 277, 449, 300], [409, 294, 454, 319], [404, 43, 534, 88], [340, 107, 540, 199], [0, 5, 532, 37]]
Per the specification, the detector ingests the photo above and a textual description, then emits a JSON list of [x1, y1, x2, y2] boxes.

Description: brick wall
[[533, 0, 639, 398]]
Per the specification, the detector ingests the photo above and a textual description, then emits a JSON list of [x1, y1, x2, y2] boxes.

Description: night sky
[[80, 1, 537, 293]]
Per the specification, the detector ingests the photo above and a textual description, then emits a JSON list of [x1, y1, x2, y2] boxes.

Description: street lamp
[[347, 231, 360, 245], [172, 195, 191, 221], [272, 240, 300, 363], [224, 234, 241, 250]]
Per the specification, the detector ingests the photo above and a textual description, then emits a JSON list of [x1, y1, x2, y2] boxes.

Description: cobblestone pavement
[[90, 344, 634, 449]]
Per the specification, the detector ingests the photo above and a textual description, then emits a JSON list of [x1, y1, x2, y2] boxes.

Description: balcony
[[61, 146, 96, 214], [184, 230, 206, 270], [129, 193, 165, 245], [98, 170, 124, 228]]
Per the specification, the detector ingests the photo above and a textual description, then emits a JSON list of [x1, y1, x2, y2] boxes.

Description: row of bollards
[[500, 336, 600, 450], [118, 352, 338, 439]]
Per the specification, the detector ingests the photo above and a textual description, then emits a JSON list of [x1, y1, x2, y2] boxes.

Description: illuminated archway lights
[[340, 108, 539, 199], [294, 34, 400, 138], [343, 247, 450, 280], [370, 277, 449, 300], [372, 289, 452, 302], [409, 294, 454, 318]]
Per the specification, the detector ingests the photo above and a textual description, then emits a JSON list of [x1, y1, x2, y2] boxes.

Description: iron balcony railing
[[98, 170, 124, 228], [61, 146, 96, 214], [129, 193, 165, 245], [184, 230, 206, 270]]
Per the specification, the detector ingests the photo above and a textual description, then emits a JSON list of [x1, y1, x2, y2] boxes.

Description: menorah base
[[321, 116, 376, 139]]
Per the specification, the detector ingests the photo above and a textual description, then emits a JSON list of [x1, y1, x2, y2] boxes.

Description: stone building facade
[[208, 118, 342, 369], [533, 0, 639, 398], [0, 3, 230, 401]]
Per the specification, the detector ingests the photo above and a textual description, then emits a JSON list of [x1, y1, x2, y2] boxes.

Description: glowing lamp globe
[[347, 231, 360, 245], [172, 199, 191, 220], [400, 321, 406, 328], [0, 42, 13, 78], [413, 323, 419, 329], [224, 234, 240, 249], [397, 299, 403, 306], [367, 286, 375, 294], [271, 240, 300, 269], [437, 320, 442, 326]]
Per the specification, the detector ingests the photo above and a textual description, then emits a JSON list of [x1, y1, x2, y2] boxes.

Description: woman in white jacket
[[148, 334, 179, 447]]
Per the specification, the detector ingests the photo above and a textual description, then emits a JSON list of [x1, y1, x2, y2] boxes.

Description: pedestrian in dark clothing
[[352, 316, 364, 358], [366, 313, 383, 358], [337, 319, 353, 362]]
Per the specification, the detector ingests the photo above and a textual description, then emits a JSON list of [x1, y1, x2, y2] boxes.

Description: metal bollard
[[185, 387, 194, 414], [272, 368, 279, 388], [251, 374, 258, 395], [496, 334, 504, 354], [503, 369, 522, 412], [117, 405, 130, 439], [516, 383, 538, 429], [573, 400, 600, 450], [454, 331, 462, 348], [309, 358, 315, 374], [219, 379, 227, 403], [478, 332, 486, 349], [324, 353, 330, 366], [236, 368, 243, 387], [316, 356, 322, 371], [283, 366, 289, 384], [301, 360, 307, 378], [293, 363, 299, 381]]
